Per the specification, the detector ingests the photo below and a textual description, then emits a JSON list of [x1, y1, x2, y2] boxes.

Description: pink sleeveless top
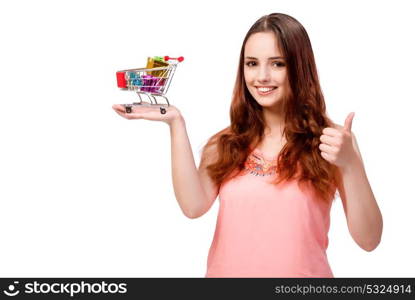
[[205, 148, 334, 278]]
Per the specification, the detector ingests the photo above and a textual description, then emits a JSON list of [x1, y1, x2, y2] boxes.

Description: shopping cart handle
[[164, 56, 184, 62]]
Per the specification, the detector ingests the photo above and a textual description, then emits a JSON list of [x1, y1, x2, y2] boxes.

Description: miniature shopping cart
[[116, 56, 184, 114]]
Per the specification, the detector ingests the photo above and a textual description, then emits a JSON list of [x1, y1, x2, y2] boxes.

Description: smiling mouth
[[256, 86, 278, 95]]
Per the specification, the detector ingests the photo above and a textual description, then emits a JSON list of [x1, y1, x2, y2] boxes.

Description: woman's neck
[[262, 107, 285, 139]]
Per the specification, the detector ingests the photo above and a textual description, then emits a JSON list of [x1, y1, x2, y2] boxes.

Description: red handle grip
[[164, 56, 184, 62]]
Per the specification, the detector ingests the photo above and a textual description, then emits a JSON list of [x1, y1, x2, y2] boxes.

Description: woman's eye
[[245, 61, 256, 67], [273, 62, 285, 67]]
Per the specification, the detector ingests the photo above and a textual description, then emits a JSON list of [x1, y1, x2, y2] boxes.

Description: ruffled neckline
[[244, 148, 279, 176]]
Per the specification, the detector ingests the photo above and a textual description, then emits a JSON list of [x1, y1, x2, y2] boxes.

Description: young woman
[[112, 13, 383, 278]]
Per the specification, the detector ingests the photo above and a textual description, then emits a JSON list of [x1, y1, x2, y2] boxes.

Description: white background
[[1, 0, 414, 277]]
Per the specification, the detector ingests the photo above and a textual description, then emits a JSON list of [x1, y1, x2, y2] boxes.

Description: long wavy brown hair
[[201, 13, 341, 203]]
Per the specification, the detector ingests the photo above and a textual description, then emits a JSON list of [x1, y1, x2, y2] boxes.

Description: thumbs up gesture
[[319, 112, 360, 168]]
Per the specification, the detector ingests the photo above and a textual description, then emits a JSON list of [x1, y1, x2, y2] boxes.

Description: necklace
[[244, 150, 278, 176]]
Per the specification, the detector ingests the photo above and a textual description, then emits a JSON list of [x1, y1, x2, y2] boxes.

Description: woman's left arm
[[319, 112, 383, 251]]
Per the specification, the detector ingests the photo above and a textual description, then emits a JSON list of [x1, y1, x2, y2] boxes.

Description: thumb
[[344, 112, 355, 132]]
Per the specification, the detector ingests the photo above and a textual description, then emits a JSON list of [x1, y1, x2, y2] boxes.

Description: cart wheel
[[160, 107, 166, 114]]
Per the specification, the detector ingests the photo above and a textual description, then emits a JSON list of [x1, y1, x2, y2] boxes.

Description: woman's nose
[[257, 66, 271, 82]]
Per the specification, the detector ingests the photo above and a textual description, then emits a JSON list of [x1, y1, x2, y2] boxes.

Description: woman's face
[[244, 31, 289, 109]]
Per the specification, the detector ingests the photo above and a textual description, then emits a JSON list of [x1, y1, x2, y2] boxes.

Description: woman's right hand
[[112, 102, 183, 126]]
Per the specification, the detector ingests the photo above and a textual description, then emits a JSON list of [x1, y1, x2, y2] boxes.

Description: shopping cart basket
[[116, 56, 184, 114]]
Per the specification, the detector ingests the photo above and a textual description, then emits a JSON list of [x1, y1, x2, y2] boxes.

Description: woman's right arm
[[169, 115, 219, 219]]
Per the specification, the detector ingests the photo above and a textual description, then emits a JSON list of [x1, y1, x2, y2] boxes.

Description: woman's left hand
[[319, 112, 360, 168]]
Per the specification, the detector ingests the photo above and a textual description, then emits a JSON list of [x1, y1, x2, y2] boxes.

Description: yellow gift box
[[146, 57, 169, 77]]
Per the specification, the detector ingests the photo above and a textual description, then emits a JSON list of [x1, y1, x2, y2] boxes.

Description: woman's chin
[[255, 98, 282, 108]]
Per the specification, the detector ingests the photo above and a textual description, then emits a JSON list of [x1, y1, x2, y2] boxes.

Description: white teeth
[[257, 87, 276, 92]]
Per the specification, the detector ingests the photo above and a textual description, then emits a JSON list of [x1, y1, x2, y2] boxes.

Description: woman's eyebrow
[[245, 56, 285, 60]]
